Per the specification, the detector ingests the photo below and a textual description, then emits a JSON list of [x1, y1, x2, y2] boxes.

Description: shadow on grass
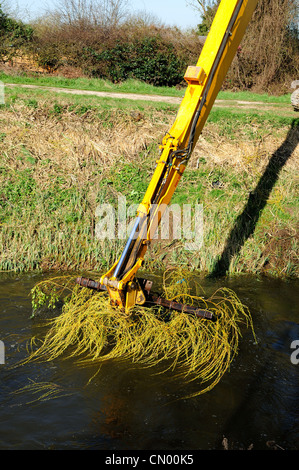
[[211, 118, 299, 277]]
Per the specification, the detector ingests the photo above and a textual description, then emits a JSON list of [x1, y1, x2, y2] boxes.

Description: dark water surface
[[0, 272, 298, 450]]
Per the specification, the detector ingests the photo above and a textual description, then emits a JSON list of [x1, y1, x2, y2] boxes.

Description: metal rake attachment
[[75, 277, 214, 321]]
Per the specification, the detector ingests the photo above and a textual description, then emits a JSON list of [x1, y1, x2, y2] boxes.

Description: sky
[[12, 0, 202, 30]]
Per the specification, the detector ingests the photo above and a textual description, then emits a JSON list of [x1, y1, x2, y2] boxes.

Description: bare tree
[[126, 9, 165, 28], [102, 0, 128, 26], [0, 0, 19, 16], [186, 0, 216, 17], [1, 0, 12, 13], [49, 0, 128, 29]]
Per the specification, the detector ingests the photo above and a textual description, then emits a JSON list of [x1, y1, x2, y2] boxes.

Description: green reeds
[[27, 273, 256, 397]]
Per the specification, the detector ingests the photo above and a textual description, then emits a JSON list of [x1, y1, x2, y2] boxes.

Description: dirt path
[[6, 82, 183, 104], [5, 82, 294, 114]]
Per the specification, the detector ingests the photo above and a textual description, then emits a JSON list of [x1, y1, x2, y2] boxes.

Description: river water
[[0, 272, 298, 450]]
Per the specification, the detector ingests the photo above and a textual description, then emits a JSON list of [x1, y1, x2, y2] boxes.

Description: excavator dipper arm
[[77, 0, 258, 313]]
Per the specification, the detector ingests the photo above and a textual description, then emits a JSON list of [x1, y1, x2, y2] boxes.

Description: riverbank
[[0, 81, 298, 278]]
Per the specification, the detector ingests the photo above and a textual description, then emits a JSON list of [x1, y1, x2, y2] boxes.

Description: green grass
[[206, 108, 296, 139], [2, 84, 180, 114], [217, 90, 291, 103], [0, 71, 291, 103], [0, 72, 185, 97], [2, 84, 295, 132], [0, 85, 297, 278]]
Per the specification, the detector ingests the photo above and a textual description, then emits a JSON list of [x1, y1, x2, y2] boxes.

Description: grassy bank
[[0, 71, 292, 103], [0, 84, 298, 278]]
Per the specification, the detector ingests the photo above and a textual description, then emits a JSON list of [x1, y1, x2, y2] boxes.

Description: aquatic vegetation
[[26, 273, 256, 397], [13, 380, 73, 405]]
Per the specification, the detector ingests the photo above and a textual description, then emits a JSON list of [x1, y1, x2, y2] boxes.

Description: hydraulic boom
[[77, 0, 258, 314]]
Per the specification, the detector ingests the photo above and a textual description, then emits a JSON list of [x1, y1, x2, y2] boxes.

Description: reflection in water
[[0, 273, 298, 450]]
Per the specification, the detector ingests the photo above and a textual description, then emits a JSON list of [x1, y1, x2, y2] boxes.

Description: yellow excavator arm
[[78, 0, 258, 313]]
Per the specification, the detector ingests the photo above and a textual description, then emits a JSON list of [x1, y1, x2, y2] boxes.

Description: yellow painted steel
[[102, 0, 258, 311]]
